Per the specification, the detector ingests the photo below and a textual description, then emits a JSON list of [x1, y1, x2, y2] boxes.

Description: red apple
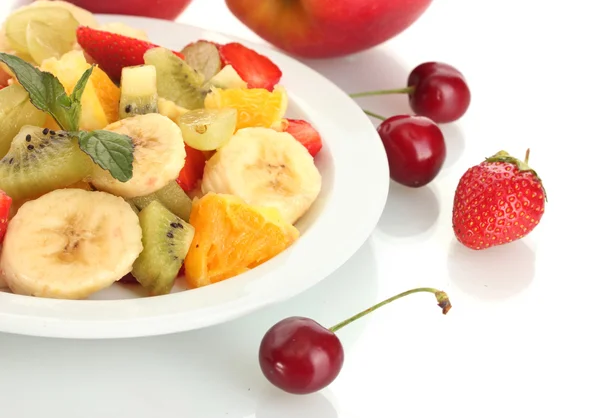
[[61, 0, 192, 21], [225, 0, 433, 58]]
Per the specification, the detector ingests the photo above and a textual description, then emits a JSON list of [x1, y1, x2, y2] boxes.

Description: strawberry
[[0, 65, 11, 89], [176, 144, 207, 193], [218, 42, 282, 91], [282, 119, 323, 157], [76, 26, 185, 82], [0, 190, 12, 243], [452, 149, 546, 250]]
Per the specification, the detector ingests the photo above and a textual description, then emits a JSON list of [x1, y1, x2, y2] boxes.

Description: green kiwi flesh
[[119, 64, 159, 119], [143, 47, 206, 110], [131, 200, 195, 296], [0, 84, 46, 158], [129, 180, 192, 222], [0, 125, 92, 201]]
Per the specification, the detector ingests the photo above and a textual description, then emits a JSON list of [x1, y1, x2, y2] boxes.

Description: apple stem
[[363, 109, 387, 121], [524, 148, 530, 165], [328, 287, 451, 333], [349, 86, 416, 98]]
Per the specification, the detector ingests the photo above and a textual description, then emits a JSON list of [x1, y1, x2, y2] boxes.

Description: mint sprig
[[0, 52, 89, 131], [0, 53, 134, 182], [78, 131, 134, 182]]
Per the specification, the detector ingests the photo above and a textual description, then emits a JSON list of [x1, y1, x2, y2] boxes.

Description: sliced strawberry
[[76, 26, 185, 82], [0, 65, 12, 89], [283, 119, 323, 157], [0, 190, 12, 243], [176, 144, 207, 193], [218, 42, 282, 91]]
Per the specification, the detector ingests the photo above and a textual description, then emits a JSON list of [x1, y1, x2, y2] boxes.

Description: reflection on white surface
[[255, 390, 338, 418], [0, 241, 379, 417], [376, 181, 440, 239], [447, 240, 536, 300], [302, 48, 411, 125]]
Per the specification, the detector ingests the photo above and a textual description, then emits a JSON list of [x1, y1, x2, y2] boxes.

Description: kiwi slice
[[129, 180, 192, 221], [181, 40, 222, 80], [0, 84, 46, 158], [143, 47, 206, 110], [178, 108, 237, 151], [131, 200, 195, 296], [119, 65, 159, 119], [0, 125, 93, 201]]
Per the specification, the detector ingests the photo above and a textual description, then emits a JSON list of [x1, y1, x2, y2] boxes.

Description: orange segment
[[184, 192, 299, 288], [40, 65, 120, 128], [204, 86, 287, 130], [90, 66, 120, 124]]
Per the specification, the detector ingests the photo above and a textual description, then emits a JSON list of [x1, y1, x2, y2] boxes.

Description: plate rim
[[0, 14, 390, 339]]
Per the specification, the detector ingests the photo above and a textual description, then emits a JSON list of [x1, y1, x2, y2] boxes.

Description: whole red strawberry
[[452, 149, 546, 250]]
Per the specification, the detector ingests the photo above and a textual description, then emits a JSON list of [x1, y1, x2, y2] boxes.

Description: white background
[[1, 0, 599, 417]]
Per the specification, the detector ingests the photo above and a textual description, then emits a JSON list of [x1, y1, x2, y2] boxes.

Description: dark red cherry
[[258, 316, 344, 395], [407, 62, 464, 89], [258, 289, 452, 395], [407, 62, 471, 123], [377, 115, 446, 187]]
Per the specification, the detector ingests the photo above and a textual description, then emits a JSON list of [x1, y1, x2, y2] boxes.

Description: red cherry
[[258, 316, 344, 395], [407, 61, 464, 89], [376, 115, 447, 187], [349, 61, 470, 123], [259, 288, 452, 395], [407, 62, 471, 123]]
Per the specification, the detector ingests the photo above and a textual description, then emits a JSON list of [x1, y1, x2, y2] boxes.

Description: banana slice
[[90, 113, 186, 198], [201, 127, 322, 224], [0, 188, 143, 299]]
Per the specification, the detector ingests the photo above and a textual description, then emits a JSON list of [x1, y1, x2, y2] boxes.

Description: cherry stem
[[328, 287, 451, 333], [363, 109, 387, 121], [524, 148, 530, 165], [349, 86, 416, 98]]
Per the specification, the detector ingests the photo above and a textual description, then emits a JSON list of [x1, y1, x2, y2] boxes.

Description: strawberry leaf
[[0, 52, 92, 131], [78, 130, 134, 182]]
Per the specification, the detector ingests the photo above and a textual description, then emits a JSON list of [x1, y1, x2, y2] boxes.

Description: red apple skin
[[225, 0, 433, 58], [64, 0, 192, 21]]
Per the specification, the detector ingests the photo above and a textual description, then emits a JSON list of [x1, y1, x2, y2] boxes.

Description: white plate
[[0, 15, 389, 339]]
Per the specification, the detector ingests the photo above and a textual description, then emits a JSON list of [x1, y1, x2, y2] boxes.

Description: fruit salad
[[0, 1, 324, 300]]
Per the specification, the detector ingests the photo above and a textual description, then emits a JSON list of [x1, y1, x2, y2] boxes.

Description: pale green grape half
[[178, 108, 238, 151]]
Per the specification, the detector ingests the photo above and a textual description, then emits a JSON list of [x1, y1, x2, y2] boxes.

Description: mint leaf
[[67, 66, 94, 131], [0, 52, 92, 131], [78, 131, 135, 182], [0, 52, 54, 112]]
